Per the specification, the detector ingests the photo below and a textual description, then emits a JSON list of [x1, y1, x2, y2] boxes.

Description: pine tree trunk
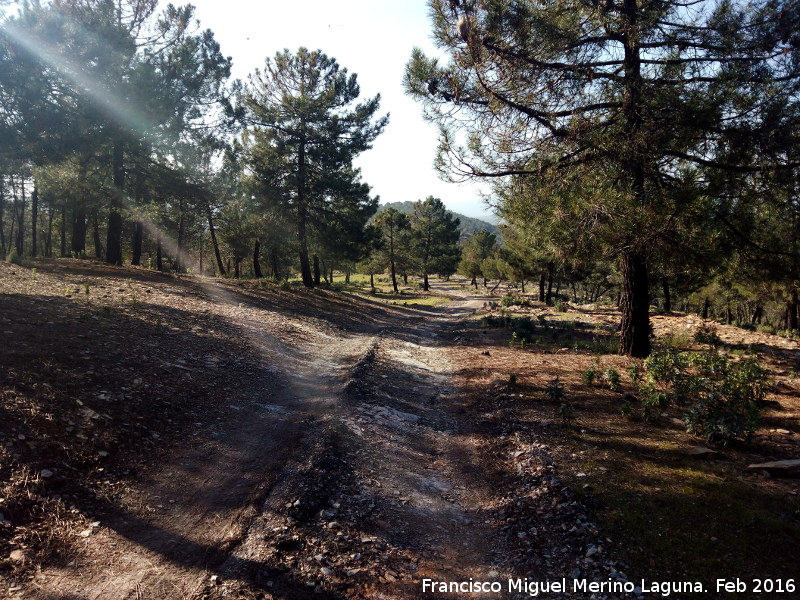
[[253, 239, 263, 278], [662, 277, 671, 313], [545, 262, 554, 306], [60, 205, 66, 257], [0, 178, 5, 258], [404, 273, 408, 285], [30, 186, 38, 257], [370, 273, 374, 288], [132, 222, 143, 266], [619, 250, 651, 358], [390, 258, 399, 293], [156, 235, 163, 271], [702, 297, 710, 320], [234, 258, 240, 279], [175, 200, 185, 273], [471, 276, 477, 289], [72, 203, 87, 256], [15, 176, 25, 256], [92, 210, 102, 259], [313, 254, 321, 286], [45, 202, 53, 257], [270, 247, 280, 280], [106, 141, 124, 265], [320, 257, 328, 283], [206, 203, 226, 276], [297, 129, 314, 288], [790, 287, 799, 331], [423, 273, 429, 291], [539, 271, 547, 302]]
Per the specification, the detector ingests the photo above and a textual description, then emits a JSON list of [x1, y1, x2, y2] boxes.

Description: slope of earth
[[0, 259, 431, 599], [2, 262, 632, 600], [450, 294, 800, 598]]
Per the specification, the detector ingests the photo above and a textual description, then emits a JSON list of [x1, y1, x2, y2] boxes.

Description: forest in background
[[0, 0, 798, 358]]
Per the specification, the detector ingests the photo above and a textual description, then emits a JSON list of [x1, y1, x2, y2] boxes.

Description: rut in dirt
[[25, 282, 401, 600], [28, 287, 547, 600], [202, 292, 531, 600]]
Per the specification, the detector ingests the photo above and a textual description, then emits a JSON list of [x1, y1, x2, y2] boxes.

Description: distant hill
[[376, 201, 499, 239]]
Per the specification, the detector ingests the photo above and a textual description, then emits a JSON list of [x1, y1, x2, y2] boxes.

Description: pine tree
[[405, 0, 800, 356], [241, 48, 388, 288], [409, 196, 461, 291], [374, 207, 410, 293]]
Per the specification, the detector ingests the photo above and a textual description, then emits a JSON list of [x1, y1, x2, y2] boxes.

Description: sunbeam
[[2, 20, 156, 140]]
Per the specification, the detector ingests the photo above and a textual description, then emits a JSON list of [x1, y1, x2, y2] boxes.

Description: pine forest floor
[[0, 259, 798, 599]]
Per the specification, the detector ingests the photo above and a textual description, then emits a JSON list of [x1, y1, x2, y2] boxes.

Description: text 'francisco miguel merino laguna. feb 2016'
[[420, 577, 796, 597]]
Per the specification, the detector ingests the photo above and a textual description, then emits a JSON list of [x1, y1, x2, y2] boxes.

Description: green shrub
[[545, 377, 566, 403], [5, 250, 31, 267], [643, 349, 769, 445], [509, 373, 518, 386], [620, 395, 634, 417], [558, 402, 576, 423], [604, 368, 621, 392], [640, 390, 662, 422], [581, 366, 596, 385], [694, 324, 721, 346], [555, 301, 568, 312], [660, 329, 693, 349], [627, 363, 642, 385], [501, 295, 531, 308]]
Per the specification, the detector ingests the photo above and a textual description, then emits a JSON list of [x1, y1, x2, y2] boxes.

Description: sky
[[187, 0, 496, 221]]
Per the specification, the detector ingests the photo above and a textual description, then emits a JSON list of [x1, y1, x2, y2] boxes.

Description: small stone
[[10, 550, 26, 562], [586, 545, 598, 557], [746, 459, 800, 477], [517, 532, 526, 538], [40, 469, 53, 478], [321, 567, 333, 576], [98, 451, 109, 457], [688, 446, 720, 459], [79, 529, 93, 537]]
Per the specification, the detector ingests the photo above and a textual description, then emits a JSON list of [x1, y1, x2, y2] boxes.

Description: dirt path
[[25, 278, 524, 600]]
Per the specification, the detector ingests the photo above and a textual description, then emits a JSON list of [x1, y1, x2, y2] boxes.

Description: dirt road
[[24, 280, 529, 600]]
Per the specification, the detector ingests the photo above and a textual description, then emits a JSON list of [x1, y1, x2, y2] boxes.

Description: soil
[[1, 260, 798, 600]]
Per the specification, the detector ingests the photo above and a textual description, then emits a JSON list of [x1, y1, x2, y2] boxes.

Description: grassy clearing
[[326, 272, 452, 307]]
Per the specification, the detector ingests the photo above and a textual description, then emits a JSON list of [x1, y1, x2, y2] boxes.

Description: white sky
[[188, 0, 495, 221]]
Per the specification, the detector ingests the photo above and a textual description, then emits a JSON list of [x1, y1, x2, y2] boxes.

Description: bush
[[581, 366, 596, 385], [627, 363, 642, 385], [620, 395, 634, 418], [638, 383, 671, 421], [558, 402, 576, 423], [5, 250, 31, 268], [555, 301, 568, 312], [501, 295, 531, 308], [643, 349, 769, 445], [545, 377, 566, 403], [604, 368, 621, 392], [694, 324, 721, 346]]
